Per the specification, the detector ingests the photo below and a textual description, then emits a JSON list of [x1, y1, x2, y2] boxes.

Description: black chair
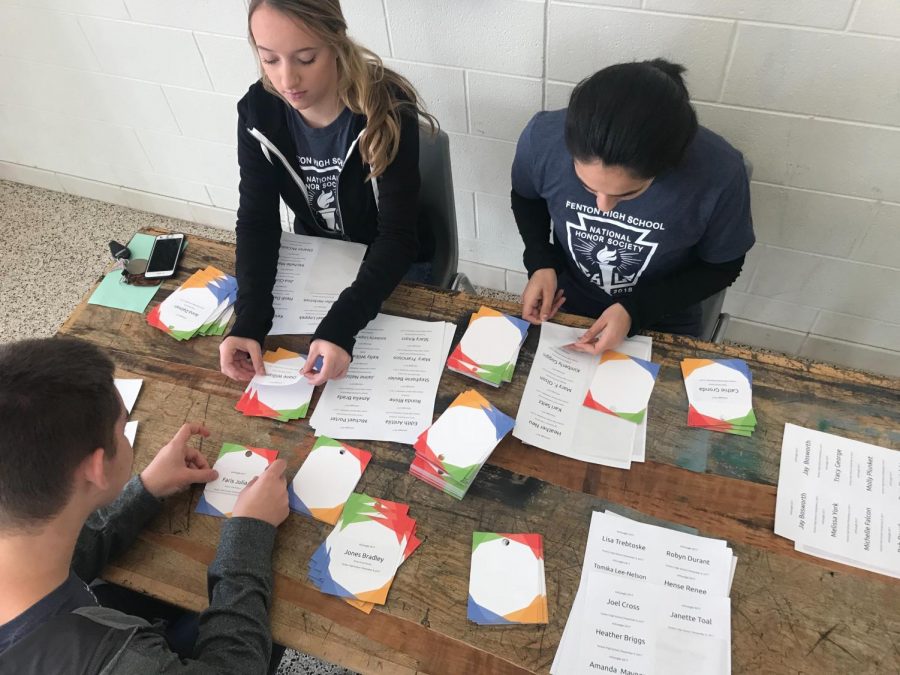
[[698, 157, 754, 343], [417, 126, 474, 291]]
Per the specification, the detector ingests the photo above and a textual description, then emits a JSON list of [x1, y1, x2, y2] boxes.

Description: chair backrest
[[697, 156, 754, 342], [418, 127, 458, 288]]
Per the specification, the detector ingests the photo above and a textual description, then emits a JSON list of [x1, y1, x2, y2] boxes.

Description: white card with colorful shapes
[[583, 350, 660, 424], [147, 266, 237, 341], [307, 493, 419, 606], [236, 348, 315, 422], [196, 443, 278, 518], [447, 306, 530, 386], [288, 437, 371, 525], [468, 533, 548, 625]]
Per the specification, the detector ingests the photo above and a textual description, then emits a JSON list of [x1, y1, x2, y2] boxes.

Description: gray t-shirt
[[512, 109, 754, 309], [287, 105, 355, 233]]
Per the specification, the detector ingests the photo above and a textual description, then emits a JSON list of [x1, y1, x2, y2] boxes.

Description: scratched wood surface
[[58, 228, 900, 674]]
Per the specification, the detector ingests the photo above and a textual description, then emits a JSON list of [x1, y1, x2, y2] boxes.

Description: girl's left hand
[[568, 303, 632, 355], [302, 339, 351, 386]]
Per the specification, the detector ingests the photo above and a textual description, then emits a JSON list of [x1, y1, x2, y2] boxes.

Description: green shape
[[475, 361, 512, 386], [218, 442, 248, 458], [727, 409, 757, 427], [338, 492, 380, 531], [616, 409, 647, 424], [441, 459, 481, 484], [313, 436, 343, 450], [276, 400, 310, 421], [472, 532, 502, 551]]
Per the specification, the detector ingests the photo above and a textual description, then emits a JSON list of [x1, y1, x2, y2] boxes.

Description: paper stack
[[288, 437, 371, 524], [310, 314, 456, 443], [115, 378, 142, 445], [196, 443, 279, 518], [308, 492, 420, 613], [147, 266, 237, 340], [269, 232, 366, 336], [682, 358, 756, 435], [583, 350, 660, 424], [775, 423, 900, 579], [236, 348, 315, 422], [446, 306, 530, 387], [514, 322, 652, 469], [467, 532, 548, 625], [410, 390, 514, 499], [552, 511, 735, 674]]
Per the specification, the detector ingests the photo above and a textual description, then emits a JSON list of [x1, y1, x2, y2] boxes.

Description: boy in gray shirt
[[0, 337, 289, 674]]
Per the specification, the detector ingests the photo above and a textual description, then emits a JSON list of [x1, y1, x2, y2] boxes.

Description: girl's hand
[[301, 339, 351, 386]]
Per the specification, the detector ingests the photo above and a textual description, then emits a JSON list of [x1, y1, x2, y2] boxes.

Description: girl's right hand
[[219, 336, 265, 381], [521, 268, 565, 325]]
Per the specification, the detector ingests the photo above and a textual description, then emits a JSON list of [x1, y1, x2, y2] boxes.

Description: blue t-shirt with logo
[[512, 109, 754, 329], [287, 105, 356, 234]]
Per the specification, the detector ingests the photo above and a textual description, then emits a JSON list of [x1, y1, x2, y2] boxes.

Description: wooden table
[[59, 229, 900, 674]]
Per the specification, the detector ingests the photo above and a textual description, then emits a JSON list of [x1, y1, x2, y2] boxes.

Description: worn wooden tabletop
[[59, 229, 900, 674]]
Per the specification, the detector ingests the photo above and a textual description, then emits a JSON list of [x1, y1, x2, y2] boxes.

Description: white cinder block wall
[[1, 0, 899, 376]]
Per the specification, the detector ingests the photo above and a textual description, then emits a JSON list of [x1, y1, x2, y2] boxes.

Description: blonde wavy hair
[[248, 0, 437, 180]]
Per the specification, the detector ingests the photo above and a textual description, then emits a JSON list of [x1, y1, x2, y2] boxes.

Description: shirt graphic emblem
[[565, 212, 658, 295]]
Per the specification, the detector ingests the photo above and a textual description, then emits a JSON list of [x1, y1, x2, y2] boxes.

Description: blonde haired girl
[[220, 0, 437, 385]]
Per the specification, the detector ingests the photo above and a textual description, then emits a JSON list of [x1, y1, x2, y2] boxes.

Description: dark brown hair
[[0, 337, 120, 528]]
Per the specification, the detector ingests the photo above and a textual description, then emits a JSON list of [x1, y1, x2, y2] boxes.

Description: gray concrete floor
[[0, 180, 355, 675]]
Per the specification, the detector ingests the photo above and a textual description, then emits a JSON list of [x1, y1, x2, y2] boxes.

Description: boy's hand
[[140, 423, 218, 498], [232, 459, 289, 527]]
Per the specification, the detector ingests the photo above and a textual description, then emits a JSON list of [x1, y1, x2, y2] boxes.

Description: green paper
[[87, 233, 160, 313]]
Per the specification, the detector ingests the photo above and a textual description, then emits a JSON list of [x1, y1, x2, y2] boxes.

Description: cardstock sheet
[[775, 423, 900, 578], [514, 322, 652, 468], [269, 232, 366, 336], [310, 315, 455, 443], [88, 233, 161, 313]]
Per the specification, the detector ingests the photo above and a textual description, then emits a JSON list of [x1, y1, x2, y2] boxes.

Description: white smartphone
[[144, 233, 185, 278]]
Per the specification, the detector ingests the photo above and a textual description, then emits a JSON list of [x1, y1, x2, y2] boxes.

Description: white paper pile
[[513, 322, 652, 468], [552, 511, 735, 674], [268, 232, 366, 336], [309, 314, 456, 443], [775, 423, 900, 578]]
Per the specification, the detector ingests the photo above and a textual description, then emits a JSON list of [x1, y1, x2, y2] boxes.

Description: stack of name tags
[[682, 358, 756, 436], [235, 348, 315, 422], [147, 266, 237, 340], [775, 423, 900, 578], [553, 511, 735, 674], [307, 492, 420, 613], [410, 390, 514, 499], [447, 306, 530, 387]]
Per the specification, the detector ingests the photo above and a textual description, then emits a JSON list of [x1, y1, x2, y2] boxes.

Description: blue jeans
[[403, 261, 435, 285]]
